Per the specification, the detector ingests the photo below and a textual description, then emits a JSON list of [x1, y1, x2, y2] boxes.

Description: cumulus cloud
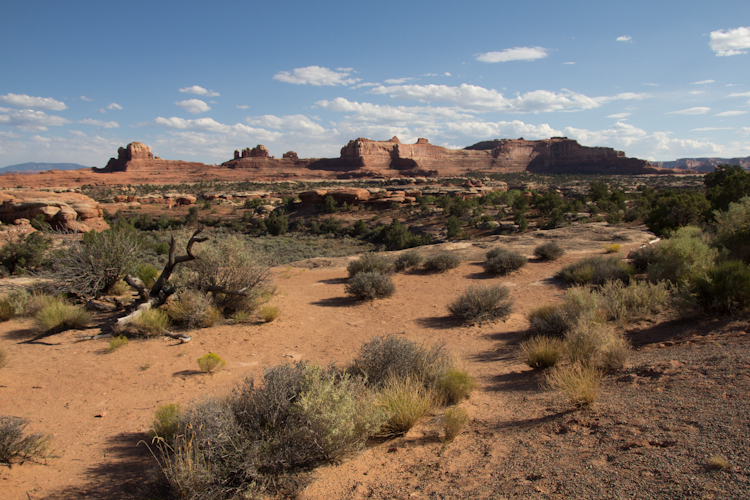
[[175, 99, 211, 114], [384, 77, 414, 84], [0, 93, 68, 111], [0, 130, 123, 167], [728, 91, 750, 97], [691, 127, 733, 131], [78, 119, 119, 128], [476, 46, 548, 63], [607, 112, 631, 119], [710, 26, 750, 56], [246, 114, 327, 135], [179, 85, 220, 97], [107, 103, 123, 110], [616, 35, 632, 42], [738, 127, 750, 134], [0, 108, 69, 131], [691, 80, 715, 85], [273, 66, 359, 86], [562, 61, 576, 65], [689, 90, 706, 95], [716, 110, 747, 116], [236, 105, 250, 110], [152, 116, 281, 142], [667, 107, 711, 115], [80, 96, 94, 102]]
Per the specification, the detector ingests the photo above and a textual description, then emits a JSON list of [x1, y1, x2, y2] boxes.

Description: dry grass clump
[[197, 352, 226, 375], [23, 291, 55, 317], [377, 375, 436, 436], [598, 280, 670, 322], [129, 308, 170, 337], [33, 297, 91, 334], [527, 305, 570, 337], [0, 289, 27, 321], [437, 368, 477, 404], [534, 241, 565, 261], [346, 271, 396, 301], [106, 335, 129, 352], [442, 407, 469, 443], [0, 416, 50, 465], [149, 403, 181, 443], [423, 252, 461, 273], [259, 305, 281, 322], [565, 323, 630, 372], [347, 253, 394, 278], [165, 290, 220, 329], [544, 363, 603, 407], [483, 247, 527, 275], [449, 285, 513, 325], [518, 335, 565, 369], [555, 255, 632, 286], [394, 250, 423, 272], [604, 244, 622, 253]]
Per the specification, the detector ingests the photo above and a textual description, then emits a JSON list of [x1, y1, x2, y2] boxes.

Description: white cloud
[[0, 108, 69, 131], [716, 110, 747, 116], [616, 35, 632, 42], [78, 119, 119, 128], [273, 66, 359, 86], [246, 114, 327, 135], [236, 105, 250, 110], [107, 103, 123, 110], [476, 46, 548, 63], [689, 90, 705, 95], [152, 116, 281, 141], [691, 79, 715, 85], [0, 130, 122, 167], [738, 127, 750, 134], [316, 97, 474, 123], [444, 72, 452, 76], [351, 82, 379, 89], [562, 61, 576, 65], [710, 26, 750, 56], [690, 127, 732, 131], [667, 107, 711, 115], [0, 93, 68, 111], [728, 91, 750, 97], [643, 83, 659, 86], [179, 85, 220, 97], [80, 96, 94, 102], [175, 99, 211, 114], [607, 112, 631, 119], [384, 77, 414, 84]]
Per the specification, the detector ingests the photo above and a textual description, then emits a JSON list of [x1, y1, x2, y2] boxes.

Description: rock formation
[[0, 190, 108, 232], [650, 156, 750, 173], [97, 141, 209, 173]]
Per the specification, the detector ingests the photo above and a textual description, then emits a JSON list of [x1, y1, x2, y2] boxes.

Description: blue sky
[[1, 0, 749, 168]]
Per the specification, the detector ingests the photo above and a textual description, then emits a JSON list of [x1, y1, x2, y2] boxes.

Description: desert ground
[[1, 223, 748, 499]]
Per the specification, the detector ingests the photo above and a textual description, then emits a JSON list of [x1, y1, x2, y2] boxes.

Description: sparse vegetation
[[0, 347, 7, 369], [518, 335, 565, 369], [442, 407, 469, 443], [345, 272, 396, 300], [449, 285, 513, 324], [377, 375, 436, 436], [165, 290, 221, 329], [556, 255, 632, 286], [534, 241, 565, 261], [130, 308, 170, 337], [394, 250, 423, 271], [107, 335, 129, 352], [597, 280, 670, 322], [0, 416, 50, 465], [197, 352, 226, 374], [604, 244, 622, 253], [347, 253, 394, 278], [544, 363, 603, 407], [33, 297, 91, 334], [423, 252, 461, 273], [437, 368, 477, 404], [259, 305, 281, 322], [483, 247, 527, 275]]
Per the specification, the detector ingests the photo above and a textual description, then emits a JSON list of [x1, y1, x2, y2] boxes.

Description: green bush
[[259, 305, 281, 322], [0, 416, 50, 465], [534, 242, 565, 261], [423, 252, 461, 273], [149, 403, 181, 444], [598, 280, 670, 322], [555, 255, 632, 286], [527, 305, 571, 337], [448, 285, 513, 324], [627, 245, 660, 272], [106, 335, 129, 352], [704, 164, 750, 212], [136, 263, 160, 289], [446, 215, 462, 238], [442, 407, 469, 443], [0, 232, 51, 275], [130, 308, 170, 337], [347, 253, 394, 278], [645, 189, 710, 237], [648, 226, 717, 285], [483, 247, 527, 275], [712, 196, 750, 264], [166, 290, 221, 329], [564, 323, 630, 372], [345, 272, 396, 300], [694, 260, 750, 315], [544, 363, 603, 407], [377, 375, 436, 436], [394, 250, 423, 272], [436, 368, 477, 404], [197, 352, 226, 374], [34, 297, 91, 333], [0, 299, 15, 322], [518, 335, 565, 369], [265, 210, 289, 236]]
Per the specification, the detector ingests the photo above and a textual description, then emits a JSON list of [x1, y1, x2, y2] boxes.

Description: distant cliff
[[650, 156, 750, 172]]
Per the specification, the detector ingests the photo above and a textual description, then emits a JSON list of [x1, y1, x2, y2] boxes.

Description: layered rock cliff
[[98, 142, 209, 173]]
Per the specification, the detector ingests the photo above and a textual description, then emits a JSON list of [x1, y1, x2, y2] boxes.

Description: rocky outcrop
[[97, 141, 210, 174], [650, 156, 750, 173], [0, 190, 108, 232]]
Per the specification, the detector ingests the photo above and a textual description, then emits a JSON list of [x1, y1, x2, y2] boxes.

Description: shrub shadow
[[414, 315, 462, 330], [318, 277, 348, 285], [310, 296, 358, 308], [173, 369, 204, 377], [46, 431, 158, 500]]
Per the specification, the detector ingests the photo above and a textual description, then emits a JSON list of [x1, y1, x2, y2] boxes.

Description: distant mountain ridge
[[0, 162, 91, 174], [651, 156, 750, 172]]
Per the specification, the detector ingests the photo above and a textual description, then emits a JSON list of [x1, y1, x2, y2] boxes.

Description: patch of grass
[[534, 242, 565, 261], [259, 305, 281, 322], [232, 310, 250, 323], [436, 368, 477, 405], [345, 272, 396, 301], [544, 363, 603, 407], [149, 403, 181, 444], [166, 290, 220, 329], [442, 407, 469, 443], [0, 416, 50, 465], [131, 308, 170, 337], [377, 375, 436, 436], [483, 247, 527, 275], [139, 363, 151, 371], [448, 285, 513, 324], [564, 323, 630, 372], [604, 244, 622, 253], [23, 291, 54, 317], [518, 335, 565, 369], [598, 280, 670, 322], [197, 352, 226, 375], [0, 299, 15, 322], [394, 250, 423, 272], [555, 255, 632, 286], [527, 305, 570, 337], [108, 279, 130, 297], [33, 297, 91, 334], [107, 335, 129, 352], [347, 253, 394, 278], [423, 252, 461, 273]]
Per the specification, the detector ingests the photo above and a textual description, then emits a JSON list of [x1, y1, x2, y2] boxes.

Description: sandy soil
[[1, 224, 748, 499]]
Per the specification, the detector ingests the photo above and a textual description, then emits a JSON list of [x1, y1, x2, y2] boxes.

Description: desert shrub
[[0, 347, 7, 368], [130, 308, 170, 337], [446, 215, 462, 238], [555, 255, 632, 286], [648, 226, 717, 285], [178, 235, 273, 315], [0, 232, 51, 275], [47, 227, 140, 299], [597, 280, 670, 322], [0, 416, 50, 465], [423, 252, 461, 273], [259, 305, 281, 322], [0, 299, 15, 322], [603, 244, 622, 253], [534, 241, 565, 261], [694, 260, 750, 315], [518, 335, 565, 369], [106, 335, 129, 352], [562, 286, 601, 328], [108, 280, 130, 296], [347, 253, 394, 278], [23, 291, 54, 317], [527, 305, 571, 337], [197, 352, 226, 374], [704, 164, 750, 212], [149, 403, 181, 444], [346, 272, 396, 301], [348, 335, 453, 389], [136, 263, 160, 289], [627, 244, 660, 272], [442, 407, 469, 443], [449, 285, 513, 324], [645, 189, 710, 237], [394, 250, 423, 271], [436, 368, 477, 405], [712, 196, 750, 264], [544, 363, 603, 407], [565, 323, 630, 371], [377, 375, 436, 436], [265, 210, 289, 236], [483, 247, 527, 275], [166, 290, 221, 329], [34, 297, 91, 333]]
